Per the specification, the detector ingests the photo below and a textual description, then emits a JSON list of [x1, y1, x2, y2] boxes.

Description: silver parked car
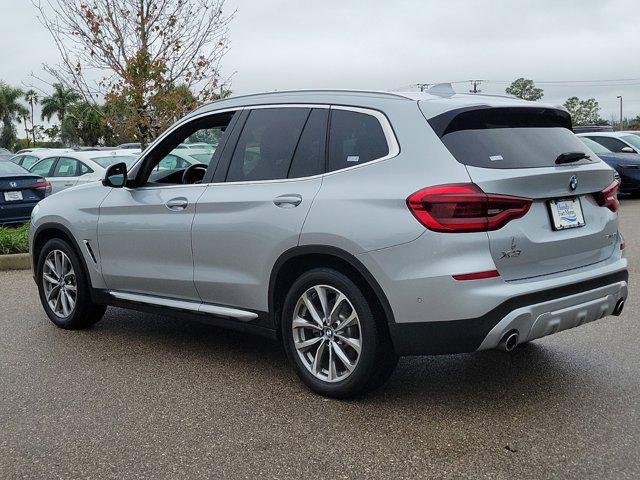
[[29, 89, 628, 397]]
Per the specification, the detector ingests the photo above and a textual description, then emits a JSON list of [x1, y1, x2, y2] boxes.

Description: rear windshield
[[428, 107, 595, 169], [0, 162, 29, 175]]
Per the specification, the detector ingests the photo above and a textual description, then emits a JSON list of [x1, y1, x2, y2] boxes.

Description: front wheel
[[282, 268, 398, 398], [36, 238, 106, 329]]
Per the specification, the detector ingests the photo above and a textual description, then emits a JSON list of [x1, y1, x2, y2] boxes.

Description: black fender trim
[[390, 269, 629, 356], [269, 245, 396, 326], [31, 223, 92, 285]]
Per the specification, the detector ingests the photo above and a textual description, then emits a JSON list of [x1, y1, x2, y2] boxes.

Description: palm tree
[[24, 89, 39, 145], [17, 105, 30, 147], [0, 83, 24, 150], [40, 83, 81, 124]]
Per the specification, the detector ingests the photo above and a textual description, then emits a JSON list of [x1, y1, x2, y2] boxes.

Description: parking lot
[[0, 201, 638, 479]]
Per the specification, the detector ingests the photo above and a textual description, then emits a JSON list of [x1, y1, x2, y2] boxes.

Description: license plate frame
[[548, 197, 585, 231], [3, 191, 23, 202]]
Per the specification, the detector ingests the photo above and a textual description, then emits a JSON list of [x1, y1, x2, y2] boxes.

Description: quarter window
[[226, 108, 310, 182], [79, 163, 93, 175], [327, 109, 389, 172]]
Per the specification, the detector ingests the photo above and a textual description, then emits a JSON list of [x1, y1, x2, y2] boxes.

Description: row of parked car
[[0, 143, 217, 225], [1, 128, 639, 228], [575, 131, 640, 195]]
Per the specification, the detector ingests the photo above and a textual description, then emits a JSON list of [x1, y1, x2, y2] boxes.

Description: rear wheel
[[37, 238, 106, 329], [282, 268, 398, 398]]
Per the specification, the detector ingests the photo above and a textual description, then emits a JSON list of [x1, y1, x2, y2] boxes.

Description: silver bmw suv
[[30, 88, 628, 398]]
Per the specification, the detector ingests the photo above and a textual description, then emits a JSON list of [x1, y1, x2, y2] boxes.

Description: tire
[[36, 237, 106, 329], [282, 268, 398, 398]]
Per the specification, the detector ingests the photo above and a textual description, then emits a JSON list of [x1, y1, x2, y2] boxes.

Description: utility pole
[[469, 80, 482, 94], [617, 95, 623, 131]]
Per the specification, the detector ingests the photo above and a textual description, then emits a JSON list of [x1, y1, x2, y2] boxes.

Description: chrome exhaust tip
[[498, 330, 519, 352], [613, 299, 625, 316]]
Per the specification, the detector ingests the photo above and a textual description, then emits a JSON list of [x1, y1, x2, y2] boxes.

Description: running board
[[108, 291, 258, 322]]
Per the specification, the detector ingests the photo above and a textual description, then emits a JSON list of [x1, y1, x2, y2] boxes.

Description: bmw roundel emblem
[[569, 175, 578, 191]]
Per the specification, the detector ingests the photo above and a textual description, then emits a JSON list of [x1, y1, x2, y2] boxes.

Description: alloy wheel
[[292, 285, 362, 383], [42, 249, 77, 318]]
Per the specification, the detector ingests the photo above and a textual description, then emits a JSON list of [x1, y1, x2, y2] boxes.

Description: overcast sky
[[2, 0, 639, 122]]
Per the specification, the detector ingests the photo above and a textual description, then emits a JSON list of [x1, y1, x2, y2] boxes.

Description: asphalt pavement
[[1, 199, 639, 479]]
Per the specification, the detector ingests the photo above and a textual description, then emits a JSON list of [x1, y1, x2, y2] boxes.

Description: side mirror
[[621, 146, 636, 153], [102, 162, 127, 188]]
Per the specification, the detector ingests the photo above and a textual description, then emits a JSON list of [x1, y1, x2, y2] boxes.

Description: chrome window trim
[[129, 103, 400, 188]]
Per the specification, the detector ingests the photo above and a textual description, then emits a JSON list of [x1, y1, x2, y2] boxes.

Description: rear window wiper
[[556, 152, 591, 165]]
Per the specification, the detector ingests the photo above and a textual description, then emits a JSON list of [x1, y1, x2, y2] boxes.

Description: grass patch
[[0, 224, 29, 255]]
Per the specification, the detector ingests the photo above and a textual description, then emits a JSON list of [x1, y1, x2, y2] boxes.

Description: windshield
[[579, 137, 611, 154], [0, 162, 29, 175], [621, 135, 640, 150], [91, 155, 138, 168]]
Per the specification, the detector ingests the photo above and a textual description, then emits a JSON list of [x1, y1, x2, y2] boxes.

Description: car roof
[[577, 132, 631, 138], [189, 87, 564, 119]]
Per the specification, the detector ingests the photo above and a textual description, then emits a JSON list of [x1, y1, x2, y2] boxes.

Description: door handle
[[165, 197, 189, 211], [64, 182, 74, 186], [273, 194, 302, 208]]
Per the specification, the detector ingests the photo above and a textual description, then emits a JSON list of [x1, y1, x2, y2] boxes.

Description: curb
[[0, 253, 31, 271]]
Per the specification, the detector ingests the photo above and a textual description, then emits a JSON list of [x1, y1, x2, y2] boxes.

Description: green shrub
[[0, 224, 29, 255]]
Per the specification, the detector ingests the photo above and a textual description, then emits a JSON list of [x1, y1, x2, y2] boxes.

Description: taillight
[[406, 183, 532, 233], [593, 181, 620, 212], [30, 180, 52, 196]]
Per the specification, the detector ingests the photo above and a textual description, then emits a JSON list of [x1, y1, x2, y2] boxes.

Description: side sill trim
[[108, 291, 258, 322]]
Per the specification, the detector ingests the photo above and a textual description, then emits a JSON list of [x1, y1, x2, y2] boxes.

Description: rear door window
[[327, 109, 389, 172], [226, 108, 310, 182], [53, 157, 80, 177], [426, 107, 593, 169]]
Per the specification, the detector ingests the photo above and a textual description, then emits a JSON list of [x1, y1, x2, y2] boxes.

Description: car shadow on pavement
[[85, 307, 611, 411]]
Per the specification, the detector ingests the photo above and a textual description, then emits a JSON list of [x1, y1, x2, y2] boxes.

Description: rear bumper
[[389, 269, 628, 355], [0, 201, 38, 225]]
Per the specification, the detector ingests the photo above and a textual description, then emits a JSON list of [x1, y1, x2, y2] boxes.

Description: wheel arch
[[269, 246, 396, 331], [32, 223, 93, 288]]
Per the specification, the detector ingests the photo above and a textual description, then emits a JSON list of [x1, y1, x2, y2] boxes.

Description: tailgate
[[467, 163, 618, 280], [422, 103, 621, 281]]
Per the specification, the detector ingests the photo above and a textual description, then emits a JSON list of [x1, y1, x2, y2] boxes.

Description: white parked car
[[577, 131, 640, 155], [28, 151, 139, 194], [150, 147, 216, 172]]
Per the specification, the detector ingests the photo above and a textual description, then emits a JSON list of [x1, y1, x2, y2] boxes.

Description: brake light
[[30, 180, 52, 196], [406, 183, 532, 232], [593, 181, 620, 212]]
